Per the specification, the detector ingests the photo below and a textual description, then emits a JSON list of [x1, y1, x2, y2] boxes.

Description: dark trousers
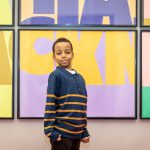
[[50, 138, 81, 150]]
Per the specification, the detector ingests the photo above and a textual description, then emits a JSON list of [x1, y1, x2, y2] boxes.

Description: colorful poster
[[142, 0, 150, 26], [0, 30, 14, 118], [0, 0, 13, 25], [19, 0, 136, 26], [141, 31, 150, 118], [18, 30, 136, 118]]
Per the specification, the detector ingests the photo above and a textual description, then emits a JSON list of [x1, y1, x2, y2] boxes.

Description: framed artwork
[[140, 31, 150, 119], [0, 30, 14, 119], [0, 0, 14, 26], [18, 0, 137, 27], [141, 0, 150, 26], [18, 30, 137, 119]]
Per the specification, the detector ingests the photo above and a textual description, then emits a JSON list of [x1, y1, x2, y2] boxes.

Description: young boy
[[44, 38, 90, 150]]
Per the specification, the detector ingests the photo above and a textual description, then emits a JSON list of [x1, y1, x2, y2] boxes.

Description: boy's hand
[[81, 136, 90, 143], [56, 135, 61, 141]]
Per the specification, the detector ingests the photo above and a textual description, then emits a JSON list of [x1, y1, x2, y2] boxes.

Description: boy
[[44, 38, 90, 150]]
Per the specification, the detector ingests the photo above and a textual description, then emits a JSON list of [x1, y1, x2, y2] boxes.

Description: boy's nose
[[62, 52, 66, 57]]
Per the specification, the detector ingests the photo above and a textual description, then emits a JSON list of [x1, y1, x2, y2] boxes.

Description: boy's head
[[52, 38, 74, 70], [52, 38, 73, 53]]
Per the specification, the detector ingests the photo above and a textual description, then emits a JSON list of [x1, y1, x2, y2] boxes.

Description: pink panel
[[142, 32, 150, 86], [144, 0, 150, 18]]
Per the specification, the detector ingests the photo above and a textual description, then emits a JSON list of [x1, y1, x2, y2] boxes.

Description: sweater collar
[[56, 66, 79, 77]]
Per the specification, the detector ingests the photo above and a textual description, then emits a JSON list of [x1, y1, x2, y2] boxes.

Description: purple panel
[[21, 0, 136, 25], [58, 0, 78, 24], [20, 70, 49, 117], [80, 0, 132, 25], [20, 70, 135, 117], [87, 75, 135, 117], [34, 38, 53, 55], [95, 32, 106, 82], [21, 16, 54, 24], [34, 0, 54, 14], [20, 68, 135, 118]]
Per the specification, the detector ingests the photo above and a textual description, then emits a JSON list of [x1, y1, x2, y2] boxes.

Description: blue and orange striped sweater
[[44, 66, 89, 142]]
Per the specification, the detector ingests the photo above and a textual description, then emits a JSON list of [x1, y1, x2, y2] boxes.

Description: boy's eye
[[56, 52, 61, 55], [66, 51, 71, 54], [65, 50, 71, 54]]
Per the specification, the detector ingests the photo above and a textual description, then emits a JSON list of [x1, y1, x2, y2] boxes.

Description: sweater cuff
[[50, 130, 60, 142], [81, 128, 90, 139]]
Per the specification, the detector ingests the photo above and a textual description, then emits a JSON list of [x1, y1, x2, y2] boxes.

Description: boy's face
[[53, 42, 74, 69]]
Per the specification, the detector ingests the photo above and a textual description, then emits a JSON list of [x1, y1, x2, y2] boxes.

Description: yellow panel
[[102, 16, 110, 25], [0, 0, 12, 25], [20, 31, 103, 84], [20, 31, 135, 85], [0, 31, 12, 84], [0, 31, 13, 118], [128, 0, 136, 24], [3, 31, 13, 73], [56, 31, 103, 85], [21, 0, 33, 22], [105, 31, 135, 85], [0, 85, 12, 117], [144, 19, 150, 25], [20, 31, 55, 74], [78, 0, 85, 23]]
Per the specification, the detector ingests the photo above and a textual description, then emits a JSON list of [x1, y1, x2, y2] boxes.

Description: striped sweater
[[44, 66, 89, 141]]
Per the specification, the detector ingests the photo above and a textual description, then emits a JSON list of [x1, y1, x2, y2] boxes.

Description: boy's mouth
[[61, 60, 68, 63]]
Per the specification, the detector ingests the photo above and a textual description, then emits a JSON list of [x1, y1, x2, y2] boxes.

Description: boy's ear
[[53, 54, 55, 60], [53, 55, 56, 63]]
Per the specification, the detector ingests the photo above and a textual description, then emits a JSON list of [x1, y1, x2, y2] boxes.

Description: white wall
[[1, 119, 150, 150]]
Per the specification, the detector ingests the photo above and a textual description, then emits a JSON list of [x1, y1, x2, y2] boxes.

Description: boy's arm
[[81, 120, 90, 139], [44, 73, 60, 142], [79, 74, 90, 139], [82, 82, 90, 139], [81, 128, 90, 143]]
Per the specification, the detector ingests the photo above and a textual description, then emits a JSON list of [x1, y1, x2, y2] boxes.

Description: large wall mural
[[19, 0, 136, 26], [18, 30, 136, 118]]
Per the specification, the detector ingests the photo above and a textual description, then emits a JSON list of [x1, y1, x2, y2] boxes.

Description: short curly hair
[[52, 37, 73, 53]]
